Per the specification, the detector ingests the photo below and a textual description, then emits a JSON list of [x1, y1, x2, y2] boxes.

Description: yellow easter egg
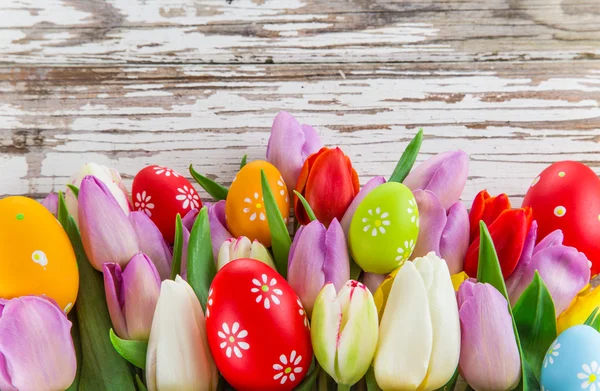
[[226, 161, 289, 247], [0, 196, 79, 313]]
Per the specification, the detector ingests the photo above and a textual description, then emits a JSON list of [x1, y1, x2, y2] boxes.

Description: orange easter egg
[[0, 196, 79, 313], [226, 161, 289, 247]]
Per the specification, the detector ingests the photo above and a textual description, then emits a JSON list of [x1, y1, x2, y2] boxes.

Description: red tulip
[[294, 147, 359, 227], [468, 190, 511, 243]]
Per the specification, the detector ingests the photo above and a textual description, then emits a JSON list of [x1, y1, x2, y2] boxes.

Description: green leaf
[[58, 191, 69, 227], [136, 375, 148, 391], [349, 257, 362, 281], [64, 215, 136, 390], [109, 329, 148, 369], [513, 272, 557, 381], [476, 221, 539, 391], [365, 366, 382, 391], [189, 164, 229, 201], [293, 362, 320, 391], [187, 206, 216, 311], [293, 190, 317, 222], [65, 309, 81, 391], [261, 169, 292, 278], [435, 367, 459, 391], [388, 129, 423, 183], [67, 184, 79, 198], [240, 154, 248, 169], [170, 214, 184, 280], [585, 307, 600, 326]]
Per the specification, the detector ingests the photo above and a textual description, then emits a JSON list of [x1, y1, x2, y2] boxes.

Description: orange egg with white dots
[[0, 196, 79, 313], [226, 161, 290, 247]]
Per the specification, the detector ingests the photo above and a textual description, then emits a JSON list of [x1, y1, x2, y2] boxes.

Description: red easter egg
[[132, 165, 202, 243], [206, 259, 312, 391], [523, 161, 600, 275]]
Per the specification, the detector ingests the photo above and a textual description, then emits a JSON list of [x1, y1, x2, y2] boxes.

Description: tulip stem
[[337, 384, 351, 391]]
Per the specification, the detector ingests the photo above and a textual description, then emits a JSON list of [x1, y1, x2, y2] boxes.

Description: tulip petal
[[374, 262, 432, 390], [0, 297, 76, 391], [533, 229, 564, 256], [323, 219, 351, 293], [103, 263, 129, 340], [362, 272, 386, 293], [310, 283, 341, 380], [340, 176, 386, 238], [557, 285, 600, 333], [468, 190, 511, 243], [40, 192, 58, 217], [129, 211, 172, 280], [207, 201, 233, 261], [506, 221, 538, 304], [411, 190, 446, 260], [440, 201, 470, 274]]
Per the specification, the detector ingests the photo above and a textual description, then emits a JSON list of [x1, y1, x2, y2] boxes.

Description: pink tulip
[[340, 176, 386, 238], [182, 202, 232, 261], [129, 211, 172, 280], [40, 192, 58, 217]]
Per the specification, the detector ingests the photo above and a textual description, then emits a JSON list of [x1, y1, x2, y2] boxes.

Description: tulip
[[374, 253, 460, 391], [129, 211, 172, 280], [66, 162, 130, 226], [507, 223, 591, 314], [464, 198, 532, 278], [363, 272, 387, 294], [79, 175, 140, 270], [558, 284, 600, 333], [146, 276, 218, 391], [340, 176, 386, 238], [182, 202, 233, 261], [458, 280, 521, 391], [217, 236, 275, 270], [410, 190, 469, 274], [40, 192, 58, 217], [288, 218, 350, 316], [0, 296, 76, 391], [403, 150, 469, 210], [311, 280, 379, 387], [295, 147, 360, 227], [468, 190, 511, 243], [266, 111, 323, 193], [104, 253, 161, 341]]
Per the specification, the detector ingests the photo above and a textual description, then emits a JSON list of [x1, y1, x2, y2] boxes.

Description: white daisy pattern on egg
[[134, 191, 155, 217], [407, 199, 419, 227], [297, 298, 309, 328], [206, 288, 214, 318], [543, 340, 560, 368], [31, 250, 48, 269], [578, 361, 600, 391], [175, 186, 200, 210], [396, 240, 415, 262], [153, 166, 180, 177], [251, 274, 283, 309], [273, 350, 303, 385], [277, 176, 289, 204], [243, 192, 266, 222], [362, 207, 391, 237], [218, 322, 250, 359]]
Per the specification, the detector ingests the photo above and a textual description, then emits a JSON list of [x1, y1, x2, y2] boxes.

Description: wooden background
[[1, 0, 599, 209]]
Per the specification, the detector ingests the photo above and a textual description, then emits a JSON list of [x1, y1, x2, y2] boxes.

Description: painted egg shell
[[206, 259, 312, 391], [541, 325, 600, 391], [349, 182, 419, 274], [523, 161, 600, 275], [226, 161, 289, 247], [132, 165, 202, 243], [0, 196, 79, 313]]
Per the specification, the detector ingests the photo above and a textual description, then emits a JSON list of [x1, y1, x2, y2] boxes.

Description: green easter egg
[[349, 182, 419, 274]]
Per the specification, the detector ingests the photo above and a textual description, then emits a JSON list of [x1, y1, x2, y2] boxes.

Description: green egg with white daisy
[[349, 182, 419, 274]]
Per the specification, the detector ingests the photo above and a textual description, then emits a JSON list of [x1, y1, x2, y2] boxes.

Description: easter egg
[[132, 165, 202, 243], [0, 196, 79, 313], [541, 325, 600, 391], [226, 161, 289, 247], [206, 259, 312, 391], [349, 182, 419, 274], [523, 161, 600, 275]]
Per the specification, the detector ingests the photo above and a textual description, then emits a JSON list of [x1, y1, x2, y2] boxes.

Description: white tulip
[[146, 276, 218, 391], [217, 236, 276, 270]]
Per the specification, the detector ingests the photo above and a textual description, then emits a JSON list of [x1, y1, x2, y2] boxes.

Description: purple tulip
[[79, 175, 139, 271], [40, 192, 58, 217], [0, 296, 76, 391], [363, 272, 386, 293], [182, 203, 232, 261], [266, 111, 323, 192], [404, 150, 469, 210], [288, 218, 350, 317], [103, 253, 161, 341], [458, 280, 521, 391], [340, 176, 386, 238], [410, 190, 469, 274], [507, 223, 591, 314], [129, 211, 172, 280]]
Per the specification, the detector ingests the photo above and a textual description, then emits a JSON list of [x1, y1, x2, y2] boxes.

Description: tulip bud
[[311, 280, 379, 387], [183, 202, 233, 261], [66, 162, 130, 226], [40, 192, 58, 217], [458, 280, 521, 391], [374, 253, 460, 391], [403, 150, 469, 210], [288, 218, 350, 316], [468, 190, 511, 243], [104, 253, 161, 341], [129, 211, 172, 280], [558, 284, 600, 333], [267, 111, 323, 193], [340, 176, 386, 238], [146, 276, 218, 391], [295, 147, 360, 227], [79, 175, 140, 270], [217, 236, 275, 270], [0, 296, 76, 391]]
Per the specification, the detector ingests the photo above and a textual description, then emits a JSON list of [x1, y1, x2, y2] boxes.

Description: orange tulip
[[294, 147, 359, 227]]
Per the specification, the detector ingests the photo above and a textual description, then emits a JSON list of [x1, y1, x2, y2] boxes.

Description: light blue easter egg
[[541, 325, 600, 391]]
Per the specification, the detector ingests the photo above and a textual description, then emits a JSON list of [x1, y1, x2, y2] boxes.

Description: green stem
[[338, 384, 351, 391]]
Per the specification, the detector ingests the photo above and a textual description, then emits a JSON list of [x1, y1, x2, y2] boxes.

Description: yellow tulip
[[451, 272, 469, 291], [557, 284, 600, 333], [373, 267, 400, 321]]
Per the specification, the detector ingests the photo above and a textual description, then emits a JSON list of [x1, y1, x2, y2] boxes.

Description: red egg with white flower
[[523, 161, 600, 274], [206, 259, 312, 391], [132, 165, 202, 243]]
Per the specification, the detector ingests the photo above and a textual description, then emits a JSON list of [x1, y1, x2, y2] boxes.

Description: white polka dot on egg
[[554, 206, 566, 217]]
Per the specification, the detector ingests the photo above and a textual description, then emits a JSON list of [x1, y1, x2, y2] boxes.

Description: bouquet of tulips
[[2, 111, 600, 391]]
